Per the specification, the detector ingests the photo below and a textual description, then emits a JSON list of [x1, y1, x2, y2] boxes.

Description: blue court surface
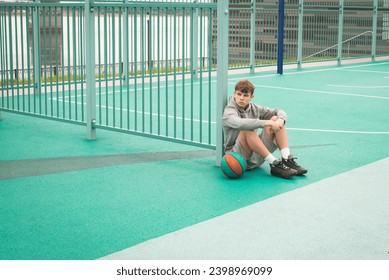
[[1, 61, 389, 260]]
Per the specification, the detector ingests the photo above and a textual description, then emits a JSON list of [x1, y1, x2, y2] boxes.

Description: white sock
[[280, 148, 291, 159], [265, 154, 277, 164]]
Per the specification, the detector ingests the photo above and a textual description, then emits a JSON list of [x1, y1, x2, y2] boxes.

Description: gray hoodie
[[222, 96, 287, 152]]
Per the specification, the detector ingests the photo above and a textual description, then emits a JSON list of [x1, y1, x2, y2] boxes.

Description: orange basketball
[[220, 152, 247, 179]]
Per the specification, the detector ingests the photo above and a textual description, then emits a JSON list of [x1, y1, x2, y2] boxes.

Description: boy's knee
[[239, 130, 257, 138]]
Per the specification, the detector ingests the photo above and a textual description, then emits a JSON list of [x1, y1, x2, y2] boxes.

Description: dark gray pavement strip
[[101, 157, 389, 260], [0, 143, 331, 181], [0, 150, 215, 180]]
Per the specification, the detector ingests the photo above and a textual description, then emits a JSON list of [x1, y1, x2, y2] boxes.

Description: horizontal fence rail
[[1, 0, 388, 150]]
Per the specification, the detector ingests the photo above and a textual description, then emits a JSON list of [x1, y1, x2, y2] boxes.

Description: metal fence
[[227, 0, 389, 70], [1, 0, 388, 155], [0, 0, 218, 150]]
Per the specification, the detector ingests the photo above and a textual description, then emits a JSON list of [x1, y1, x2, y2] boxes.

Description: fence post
[[249, 0, 256, 74], [277, 0, 285, 75], [216, 0, 229, 166], [123, 0, 129, 85], [337, 0, 344, 66], [297, 0, 304, 68], [372, 0, 378, 62], [85, 0, 96, 140]]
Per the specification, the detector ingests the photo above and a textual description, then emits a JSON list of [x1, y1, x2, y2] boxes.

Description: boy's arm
[[260, 107, 287, 123], [222, 107, 266, 130]]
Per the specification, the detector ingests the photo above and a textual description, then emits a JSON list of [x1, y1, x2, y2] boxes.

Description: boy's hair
[[235, 79, 255, 95]]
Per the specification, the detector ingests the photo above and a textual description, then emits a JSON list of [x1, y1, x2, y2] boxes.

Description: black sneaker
[[270, 159, 298, 179], [282, 155, 308, 175]]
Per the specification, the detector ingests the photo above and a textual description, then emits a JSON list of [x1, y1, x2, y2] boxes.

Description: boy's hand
[[266, 120, 283, 133], [275, 118, 285, 127]]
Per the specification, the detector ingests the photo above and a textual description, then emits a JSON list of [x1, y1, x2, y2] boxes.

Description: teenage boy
[[222, 79, 307, 179]]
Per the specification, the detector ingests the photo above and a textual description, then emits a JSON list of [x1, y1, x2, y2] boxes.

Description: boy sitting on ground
[[222, 79, 307, 179]]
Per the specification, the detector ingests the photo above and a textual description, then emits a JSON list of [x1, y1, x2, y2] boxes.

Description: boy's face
[[234, 90, 253, 109]]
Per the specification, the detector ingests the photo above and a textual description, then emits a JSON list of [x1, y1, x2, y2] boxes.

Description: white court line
[[49, 97, 389, 135], [327, 84, 389, 89], [287, 127, 389, 135], [243, 84, 389, 100], [338, 69, 389, 74], [334, 61, 389, 69]]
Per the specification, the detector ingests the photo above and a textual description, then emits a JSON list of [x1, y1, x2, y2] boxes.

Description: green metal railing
[[1, 0, 388, 158], [90, 0, 217, 148], [0, 0, 219, 150]]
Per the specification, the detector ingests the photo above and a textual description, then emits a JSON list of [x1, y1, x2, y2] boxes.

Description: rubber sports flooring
[[1, 61, 389, 260]]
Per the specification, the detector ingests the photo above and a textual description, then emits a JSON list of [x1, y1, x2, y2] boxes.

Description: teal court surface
[[1, 61, 389, 260]]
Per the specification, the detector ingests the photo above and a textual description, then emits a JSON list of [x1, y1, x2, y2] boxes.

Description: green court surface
[[1, 61, 389, 260]]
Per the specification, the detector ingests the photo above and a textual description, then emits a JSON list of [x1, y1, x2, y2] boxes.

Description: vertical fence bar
[[48, 6, 53, 116], [103, 9, 108, 126], [249, 0, 255, 74], [41, 6, 46, 114], [0, 5, 2, 120], [123, 2, 130, 130], [60, 6, 65, 118], [173, 7, 177, 138], [123, 1, 129, 89], [97, 6, 101, 124], [134, 6, 138, 131], [0, 7, 3, 119], [54, 6, 59, 117], [111, 7, 116, 128], [216, 0, 229, 166], [190, 7, 194, 141], [157, 7, 161, 135], [192, 0, 199, 79], [164, 7, 168, 136], [297, 0, 304, 68], [1, 6, 7, 111], [14, 6, 19, 110], [66, 7, 71, 119], [198, 7, 203, 142], [148, 7, 153, 134], [72, 7, 77, 120], [119, 7, 123, 128], [85, 0, 96, 140], [141, 7, 145, 129], [337, 0, 344, 65], [372, 0, 378, 61], [32, 0, 41, 113], [208, 6, 212, 145], [79, 7, 85, 122], [181, 7, 186, 140], [25, 6, 31, 112]]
